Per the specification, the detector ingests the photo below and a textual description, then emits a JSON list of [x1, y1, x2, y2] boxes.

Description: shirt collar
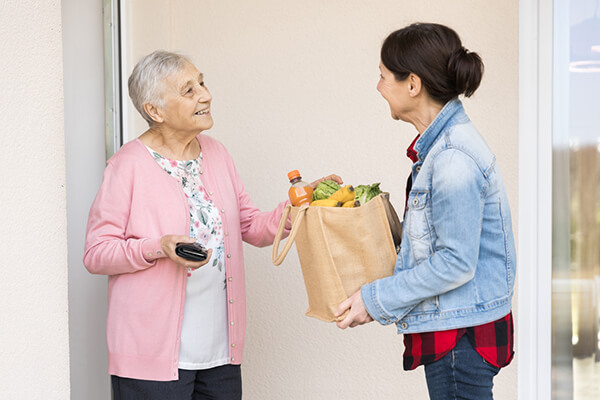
[[406, 134, 420, 163]]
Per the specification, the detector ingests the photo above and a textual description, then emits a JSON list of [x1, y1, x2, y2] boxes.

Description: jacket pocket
[[407, 191, 430, 239], [407, 191, 433, 262]]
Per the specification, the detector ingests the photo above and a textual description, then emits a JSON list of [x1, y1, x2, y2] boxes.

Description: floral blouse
[[147, 148, 225, 276], [146, 146, 230, 369]]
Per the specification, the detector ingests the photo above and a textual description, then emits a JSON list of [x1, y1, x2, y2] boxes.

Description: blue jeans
[[111, 364, 242, 400], [424, 335, 500, 400]]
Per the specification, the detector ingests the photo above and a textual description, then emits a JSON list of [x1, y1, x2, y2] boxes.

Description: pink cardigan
[[84, 134, 290, 381]]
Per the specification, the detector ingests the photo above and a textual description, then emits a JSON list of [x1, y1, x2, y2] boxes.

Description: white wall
[[122, 1, 520, 398], [0, 1, 70, 398], [62, 0, 111, 399]]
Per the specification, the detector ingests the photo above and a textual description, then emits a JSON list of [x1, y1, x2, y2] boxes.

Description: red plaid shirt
[[402, 135, 515, 371], [403, 313, 514, 370]]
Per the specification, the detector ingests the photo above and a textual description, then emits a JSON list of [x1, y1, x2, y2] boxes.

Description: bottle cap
[[287, 170, 301, 181]]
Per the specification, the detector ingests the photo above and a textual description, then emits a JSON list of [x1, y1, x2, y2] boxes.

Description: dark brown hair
[[381, 23, 484, 104]]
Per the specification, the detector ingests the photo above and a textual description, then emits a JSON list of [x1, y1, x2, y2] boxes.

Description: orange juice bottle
[[287, 170, 313, 206]]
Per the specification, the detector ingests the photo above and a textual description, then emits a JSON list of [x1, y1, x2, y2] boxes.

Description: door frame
[[517, 0, 554, 398]]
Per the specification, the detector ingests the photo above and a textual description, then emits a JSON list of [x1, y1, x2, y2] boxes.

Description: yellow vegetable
[[329, 185, 355, 203], [311, 199, 342, 207], [342, 200, 360, 208]]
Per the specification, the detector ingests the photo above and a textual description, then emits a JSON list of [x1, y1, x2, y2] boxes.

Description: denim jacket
[[361, 99, 516, 334]]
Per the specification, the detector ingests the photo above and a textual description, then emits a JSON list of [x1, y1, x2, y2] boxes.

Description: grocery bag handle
[[272, 204, 308, 266]]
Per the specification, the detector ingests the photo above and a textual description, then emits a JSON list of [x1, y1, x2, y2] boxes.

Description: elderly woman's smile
[[194, 108, 210, 116]]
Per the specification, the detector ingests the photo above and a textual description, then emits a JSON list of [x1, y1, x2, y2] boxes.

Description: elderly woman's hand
[[160, 235, 213, 269], [309, 174, 343, 190]]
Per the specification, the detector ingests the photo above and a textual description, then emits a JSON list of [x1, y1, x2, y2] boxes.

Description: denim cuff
[[361, 282, 396, 326]]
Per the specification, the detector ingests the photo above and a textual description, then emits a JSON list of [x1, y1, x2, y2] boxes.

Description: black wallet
[[175, 242, 208, 262]]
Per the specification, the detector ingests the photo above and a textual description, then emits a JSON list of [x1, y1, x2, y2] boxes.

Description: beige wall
[[125, 1, 519, 398], [0, 1, 70, 398]]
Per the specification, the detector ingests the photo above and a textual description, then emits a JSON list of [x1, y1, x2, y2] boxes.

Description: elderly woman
[[335, 23, 516, 399], [84, 50, 340, 399]]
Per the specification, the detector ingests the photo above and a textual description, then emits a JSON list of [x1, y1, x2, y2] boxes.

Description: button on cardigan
[[84, 133, 290, 381]]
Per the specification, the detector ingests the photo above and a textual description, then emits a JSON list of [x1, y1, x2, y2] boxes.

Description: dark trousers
[[424, 335, 500, 400], [111, 364, 242, 400]]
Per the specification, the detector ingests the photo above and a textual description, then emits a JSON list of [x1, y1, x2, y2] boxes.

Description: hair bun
[[447, 46, 484, 98]]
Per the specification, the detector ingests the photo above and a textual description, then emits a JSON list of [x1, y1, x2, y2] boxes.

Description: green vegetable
[[312, 180, 341, 201], [354, 183, 382, 205]]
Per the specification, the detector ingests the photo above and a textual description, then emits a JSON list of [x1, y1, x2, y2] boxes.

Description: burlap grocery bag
[[272, 193, 401, 322]]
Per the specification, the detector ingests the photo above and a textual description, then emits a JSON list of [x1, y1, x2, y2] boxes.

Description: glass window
[[552, 0, 600, 398]]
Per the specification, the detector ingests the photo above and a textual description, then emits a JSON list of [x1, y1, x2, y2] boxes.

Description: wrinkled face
[[157, 61, 213, 133], [376, 62, 411, 121]]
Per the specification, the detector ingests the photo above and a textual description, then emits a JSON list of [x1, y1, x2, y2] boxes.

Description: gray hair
[[127, 50, 192, 126]]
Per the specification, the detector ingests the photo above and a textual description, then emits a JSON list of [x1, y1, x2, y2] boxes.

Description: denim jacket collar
[[414, 98, 464, 161]]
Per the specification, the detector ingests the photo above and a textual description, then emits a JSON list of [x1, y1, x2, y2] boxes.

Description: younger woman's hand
[[335, 290, 374, 329], [160, 235, 213, 270], [309, 174, 343, 189]]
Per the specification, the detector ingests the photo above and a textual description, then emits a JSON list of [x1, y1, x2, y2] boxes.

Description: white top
[[146, 146, 229, 370]]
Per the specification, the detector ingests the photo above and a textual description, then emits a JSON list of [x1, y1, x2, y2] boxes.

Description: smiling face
[[376, 62, 412, 122], [152, 61, 213, 134]]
